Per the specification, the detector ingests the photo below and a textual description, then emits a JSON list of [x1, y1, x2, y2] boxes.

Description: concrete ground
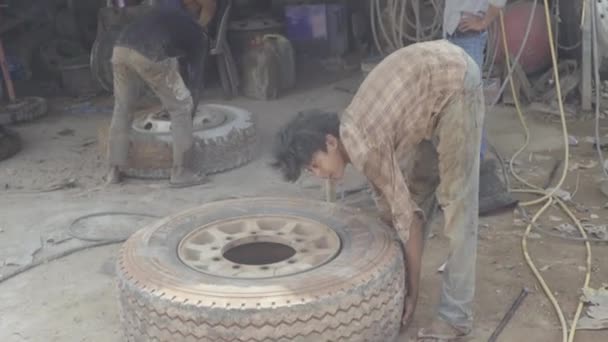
[[1, 75, 608, 342]]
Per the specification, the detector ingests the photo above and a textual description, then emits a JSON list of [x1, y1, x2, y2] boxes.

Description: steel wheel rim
[[178, 215, 341, 279], [132, 106, 228, 134]]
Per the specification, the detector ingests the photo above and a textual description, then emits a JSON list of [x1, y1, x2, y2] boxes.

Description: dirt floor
[[1, 75, 608, 342]]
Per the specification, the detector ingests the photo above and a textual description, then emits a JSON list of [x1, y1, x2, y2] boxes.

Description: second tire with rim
[[98, 103, 257, 178]]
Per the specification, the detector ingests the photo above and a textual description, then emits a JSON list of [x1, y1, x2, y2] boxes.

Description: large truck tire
[[98, 103, 256, 178], [116, 197, 406, 342], [0, 97, 48, 125]]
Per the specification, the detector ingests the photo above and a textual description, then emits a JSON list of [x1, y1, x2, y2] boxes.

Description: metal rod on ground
[[487, 288, 530, 342], [324, 179, 336, 202], [0, 34, 15, 102]]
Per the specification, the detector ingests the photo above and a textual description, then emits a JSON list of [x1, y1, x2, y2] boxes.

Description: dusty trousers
[[107, 46, 195, 174], [390, 53, 484, 333]]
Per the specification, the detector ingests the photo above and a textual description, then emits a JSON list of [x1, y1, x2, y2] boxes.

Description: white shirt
[[443, 0, 507, 36]]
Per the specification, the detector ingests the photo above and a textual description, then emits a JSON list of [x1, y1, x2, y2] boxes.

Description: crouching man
[[271, 40, 483, 341], [106, 8, 209, 187]]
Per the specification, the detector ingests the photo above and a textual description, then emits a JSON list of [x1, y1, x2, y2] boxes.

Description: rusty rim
[[133, 106, 227, 134], [177, 215, 341, 279]]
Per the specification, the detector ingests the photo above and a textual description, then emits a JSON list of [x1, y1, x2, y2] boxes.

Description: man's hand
[[458, 12, 487, 32], [401, 294, 417, 328]]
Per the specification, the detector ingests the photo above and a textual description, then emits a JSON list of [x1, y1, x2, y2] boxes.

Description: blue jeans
[[448, 31, 488, 160]]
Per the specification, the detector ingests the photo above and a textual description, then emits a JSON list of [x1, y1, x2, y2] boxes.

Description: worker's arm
[[355, 142, 425, 327], [369, 182, 392, 225], [459, 0, 507, 32]]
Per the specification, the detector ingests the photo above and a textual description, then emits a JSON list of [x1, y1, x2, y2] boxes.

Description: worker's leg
[[106, 47, 141, 184], [433, 54, 484, 334], [448, 32, 488, 160], [135, 56, 206, 186]]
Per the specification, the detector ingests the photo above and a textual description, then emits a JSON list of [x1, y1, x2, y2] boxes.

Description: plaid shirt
[[340, 40, 468, 243]]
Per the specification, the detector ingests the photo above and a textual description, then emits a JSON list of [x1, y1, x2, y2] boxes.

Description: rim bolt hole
[[232, 265, 240, 269], [300, 249, 308, 253], [226, 237, 233, 240], [212, 257, 221, 262], [288, 260, 296, 264], [295, 238, 304, 243], [211, 247, 219, 250], [260, 266, 269, 270]]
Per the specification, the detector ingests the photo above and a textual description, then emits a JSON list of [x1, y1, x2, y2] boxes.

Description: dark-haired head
[[271, 110, 347, 182]]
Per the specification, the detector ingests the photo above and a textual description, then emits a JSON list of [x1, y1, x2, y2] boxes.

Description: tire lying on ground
[[97, 103, 257, 178], [0, 126, 21, 161], [0, 97, 48, 125], [117, 197, 405, 342]]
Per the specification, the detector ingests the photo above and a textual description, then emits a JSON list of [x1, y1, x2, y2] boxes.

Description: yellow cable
[[499, 0, 593, 340]]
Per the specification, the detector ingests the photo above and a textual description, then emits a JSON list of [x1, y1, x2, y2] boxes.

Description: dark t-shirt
[[115, 8, 209, 101], [115, 8, 208, 62]]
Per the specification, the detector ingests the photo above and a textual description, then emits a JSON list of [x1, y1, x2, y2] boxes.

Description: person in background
[[105, 8, 209, 187], [182, 0, 218, 28], [443, 0, 507, 160]]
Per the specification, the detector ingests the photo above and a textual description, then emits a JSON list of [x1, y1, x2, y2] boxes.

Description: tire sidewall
[[119, 198, 400, 303]]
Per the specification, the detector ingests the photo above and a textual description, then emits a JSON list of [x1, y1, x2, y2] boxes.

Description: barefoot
[[417, 319, 468, 341]]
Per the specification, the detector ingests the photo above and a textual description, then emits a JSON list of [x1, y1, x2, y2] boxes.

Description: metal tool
[[324, 179, 336, 202], [487, 288, 530, 342]]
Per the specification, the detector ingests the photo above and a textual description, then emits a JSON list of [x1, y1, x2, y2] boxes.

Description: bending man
[[272, 40, 483, 341], [106, 8, 209, 187]]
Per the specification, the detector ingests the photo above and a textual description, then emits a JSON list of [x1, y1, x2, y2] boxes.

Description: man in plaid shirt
[[272, 40, 483, 341]]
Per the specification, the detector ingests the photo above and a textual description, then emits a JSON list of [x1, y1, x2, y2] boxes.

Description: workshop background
[[1, 1, 608, 342]]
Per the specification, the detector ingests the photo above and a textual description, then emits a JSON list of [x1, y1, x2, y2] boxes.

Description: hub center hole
[[223, 242, 296, 266]]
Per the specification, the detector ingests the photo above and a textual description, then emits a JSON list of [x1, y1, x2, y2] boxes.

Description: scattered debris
[[582, 223, 608, 240], [532, 153, 552, 161], [2, 178, 78, 194], [569, 160, 598, 171], [513, 219, 526, 227], [437, 261, 446, 273], [42, 230, 72, 246], [81, 138, 96, 147], [569, 135, 579, 146], [2, 254, 34, 267], [527, 232, 541, 239], [555, 223, 577, 235], [64, 101, 112, 115], [583, 136, 596, 144], [547, 188, 572, 202], [549, 215, 563, 222], [590, 214, 599, 220], [578, 266, 587, 272], [57, 128, 75, 136], [577, 285, 608, 330]]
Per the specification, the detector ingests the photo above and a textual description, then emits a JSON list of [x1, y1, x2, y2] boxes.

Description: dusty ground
[[1, 75, 608, 342]]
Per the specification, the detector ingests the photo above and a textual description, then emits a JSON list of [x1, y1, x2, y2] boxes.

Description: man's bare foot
[[170, 168, 208, 188], [105, 166, 122, 185], [417, 319, 468, 341]]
